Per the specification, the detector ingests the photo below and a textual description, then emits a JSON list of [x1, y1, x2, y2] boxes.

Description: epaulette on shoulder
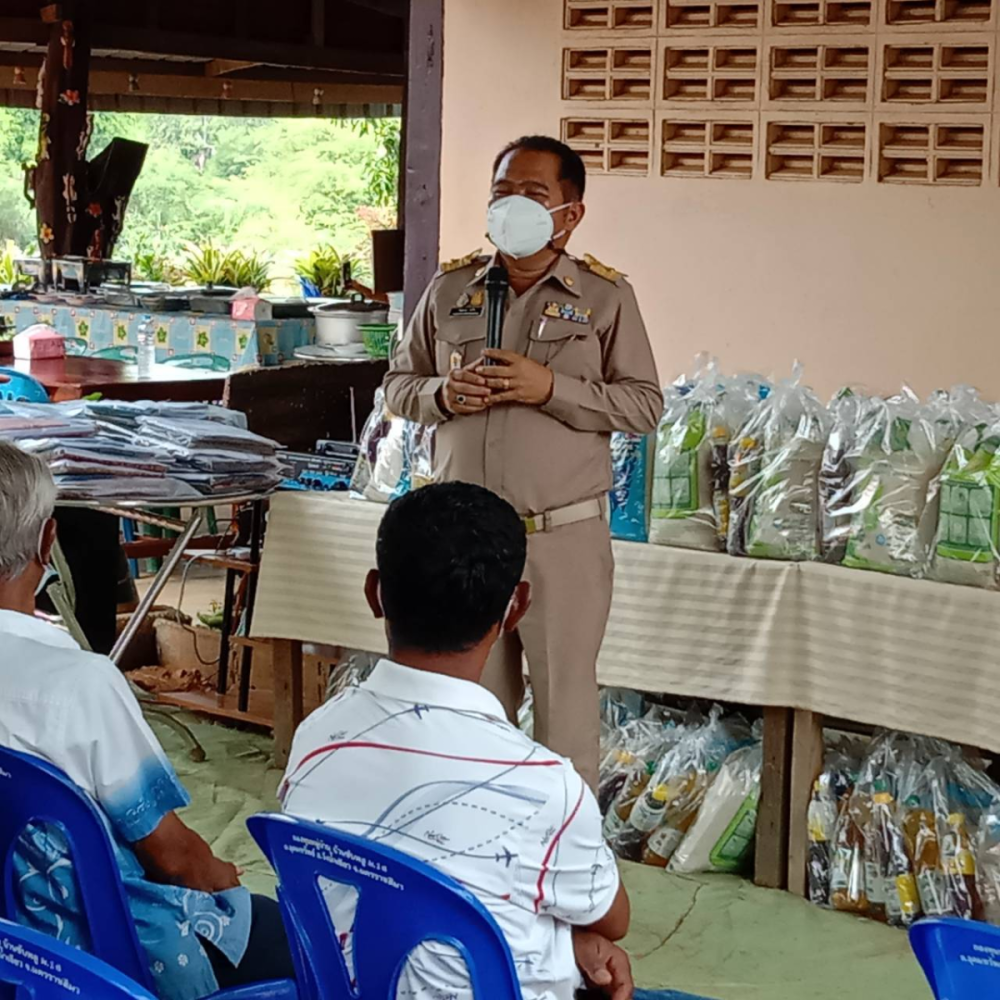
[[581, 253, 624, 284], [440, 249, 485, 274]]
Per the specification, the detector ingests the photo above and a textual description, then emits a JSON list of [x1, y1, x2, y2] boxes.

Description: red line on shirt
[[287, 740, 562, 779], [534, 783, 586, 913]]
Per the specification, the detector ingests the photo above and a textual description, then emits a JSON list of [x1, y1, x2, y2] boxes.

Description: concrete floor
[[154, 716, 933, 1000]]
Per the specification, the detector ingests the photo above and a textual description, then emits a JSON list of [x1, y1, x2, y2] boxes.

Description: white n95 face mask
[[486, 195, 570, 259]]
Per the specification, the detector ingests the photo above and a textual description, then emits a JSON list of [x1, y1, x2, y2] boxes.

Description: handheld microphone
[[484, 264, 509, 364]]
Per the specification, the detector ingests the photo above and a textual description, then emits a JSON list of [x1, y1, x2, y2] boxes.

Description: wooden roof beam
[[205, 60, 261, 77]]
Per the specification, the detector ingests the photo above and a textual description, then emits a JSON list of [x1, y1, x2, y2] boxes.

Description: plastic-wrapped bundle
[[728, 366, 830, 561], [608, 706, 751, 865], [350, 389, 435, 503], [841, 387, 985, 577], [609, 432, 652, 542], [820, 388, 873, 564], [649, 363, 757, 551], [931, 418, 1000, 589], [668, 742, 762, 875], [807, 742, 860, 907]]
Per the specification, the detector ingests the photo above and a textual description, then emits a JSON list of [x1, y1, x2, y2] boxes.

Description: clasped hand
[[440, 350, 554, 416]]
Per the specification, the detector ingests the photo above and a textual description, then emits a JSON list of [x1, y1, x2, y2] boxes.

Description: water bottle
[[137, 314, 155, 379]]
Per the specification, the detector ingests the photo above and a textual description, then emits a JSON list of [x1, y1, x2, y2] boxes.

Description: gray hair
[[0, 440, 57, 581]]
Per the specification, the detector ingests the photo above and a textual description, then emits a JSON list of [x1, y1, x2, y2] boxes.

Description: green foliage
[[0, 109, 401, 294], [349, 118, 401, 209], [294, 244, 346, 296], [226, 249, 272, 292], [179, 242, 272, 291], [180, 241, 228, 287]]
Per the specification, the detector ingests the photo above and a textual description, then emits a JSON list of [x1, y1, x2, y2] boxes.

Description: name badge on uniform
[[450, 289, 485, 317], [543, 301, 592, 325]]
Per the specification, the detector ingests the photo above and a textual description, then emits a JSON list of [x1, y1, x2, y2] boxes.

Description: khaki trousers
[[482, 516, 614, 789]]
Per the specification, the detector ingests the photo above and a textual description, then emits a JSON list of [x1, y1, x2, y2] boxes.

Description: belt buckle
[[524, 513, 548, 535]]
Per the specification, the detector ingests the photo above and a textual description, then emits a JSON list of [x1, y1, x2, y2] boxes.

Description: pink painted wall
[[439, 1, 1000, 399]]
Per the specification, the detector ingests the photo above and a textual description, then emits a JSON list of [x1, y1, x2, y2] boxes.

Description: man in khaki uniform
[[383, 135, 661, 786]]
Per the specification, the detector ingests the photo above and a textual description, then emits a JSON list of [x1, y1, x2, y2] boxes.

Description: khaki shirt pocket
[[434, 317, 486, 374], [529, 316, 602, 381]]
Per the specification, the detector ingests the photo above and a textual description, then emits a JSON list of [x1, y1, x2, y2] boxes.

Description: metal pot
[[309, 296, 389, 346]]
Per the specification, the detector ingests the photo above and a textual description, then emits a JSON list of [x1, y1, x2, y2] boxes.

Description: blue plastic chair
[[0, 746, 296, 1000], [910, 916, 1000, 998], [0, 916, 155, 1000], [248, 813, 522, 1000], [0, 370, 49, 403]]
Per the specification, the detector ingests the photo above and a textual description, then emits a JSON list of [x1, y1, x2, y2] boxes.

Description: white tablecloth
[[253, 492, 1000, 754]]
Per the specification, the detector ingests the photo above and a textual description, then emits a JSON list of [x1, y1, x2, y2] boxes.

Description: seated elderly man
[[281, 481, 635, 1000], [0, 441, 294, 1000]]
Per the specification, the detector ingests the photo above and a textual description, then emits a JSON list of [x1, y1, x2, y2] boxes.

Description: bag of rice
[[931, 418, 1000, 589], [842, 387, 985, 577], [728, 365, 830, 561]]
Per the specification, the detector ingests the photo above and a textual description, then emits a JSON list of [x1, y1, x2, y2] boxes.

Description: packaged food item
[[668, 743, 762, 875], [807, 745, 858, 908], [609, 706, 750, 865], [609, 431, 653, 543], [931, 419, 1000, 589], [820, 388, 872, 564], [350, 389, 434, 503], [727, 365, 830, 561], [842, 387, 985, 578], [942, 811, 982, 921], [648, 376, 719, 552], [649, 362, 759, 552]]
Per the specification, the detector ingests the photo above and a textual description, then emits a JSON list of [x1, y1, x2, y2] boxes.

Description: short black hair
[[376, 482, 527, 654], [492, 135, 587, 201]]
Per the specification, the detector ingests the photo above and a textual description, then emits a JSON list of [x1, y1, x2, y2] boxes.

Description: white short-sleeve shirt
[[280, 659, 620, 1000]]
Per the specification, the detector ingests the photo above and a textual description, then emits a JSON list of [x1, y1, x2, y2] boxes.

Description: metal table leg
[[237, 499, 264, 713], [110, 510, 204, 666], [216, 568, 237, 695]]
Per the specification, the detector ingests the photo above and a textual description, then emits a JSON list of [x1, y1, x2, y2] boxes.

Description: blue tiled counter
[[0, 301, 314, 368]]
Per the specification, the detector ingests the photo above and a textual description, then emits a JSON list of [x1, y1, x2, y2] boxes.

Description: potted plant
[[294, 244, 352, 299]]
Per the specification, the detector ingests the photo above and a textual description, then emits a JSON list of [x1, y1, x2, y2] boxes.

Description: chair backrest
[[92, 346, 137, 362], [248, 813, 522, 1000], [0, 747, 153, 990], [0, 917, 154, 1000], [910, 916, 1000, 998], [0, 371, 49, 404], [62, 336, 89, 356], [162, 353, 231, 372]]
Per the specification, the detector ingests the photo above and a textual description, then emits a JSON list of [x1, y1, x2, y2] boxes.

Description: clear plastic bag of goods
[[808, 743, 861, 908], [599, 706, 689, 824], [609, 431, 653, 542], [609, 705, 751, 865], [841, 386, 987, 578], [350, 389, 434, 503], [820, 388, 874, 564], [727, 365, 830, 561], [649, 361, 757, 552], [668, 742, 763, 875], [600, 687, 647, 729], [830, 731, 922, 925], [931, 418, 1000, 589]]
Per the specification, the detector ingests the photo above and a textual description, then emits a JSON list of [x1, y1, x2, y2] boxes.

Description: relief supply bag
[[728, 364, 830, 561], [668, 742, 762, 875], [842, 387, 986, 578], [931, 417, 1000, 589]]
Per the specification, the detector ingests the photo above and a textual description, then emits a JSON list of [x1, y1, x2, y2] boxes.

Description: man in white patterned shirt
[[280, 482, 633, 1000]]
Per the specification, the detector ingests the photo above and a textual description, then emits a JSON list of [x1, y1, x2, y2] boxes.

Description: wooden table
[[2, 356, 226, 402]]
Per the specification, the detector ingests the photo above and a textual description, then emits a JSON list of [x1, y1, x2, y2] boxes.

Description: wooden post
[[272, 638, 304, 769], [787, 709, 826, 896], [402, 0, 443, 323], [754, 706, 793, 890]]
